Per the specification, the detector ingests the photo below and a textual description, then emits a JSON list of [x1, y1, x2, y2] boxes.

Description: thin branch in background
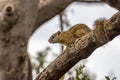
[[59, 11, 71, 52], [59, 12, 64, 52]]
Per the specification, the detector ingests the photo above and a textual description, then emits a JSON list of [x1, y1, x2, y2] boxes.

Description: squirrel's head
[[48, 31, 61, 43]]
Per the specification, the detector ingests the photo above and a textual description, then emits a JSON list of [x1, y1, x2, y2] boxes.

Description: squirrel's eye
[[52, 36, 54, 38]]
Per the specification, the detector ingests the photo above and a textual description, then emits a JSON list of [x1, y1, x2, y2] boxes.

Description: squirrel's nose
[[48, 39, 54, 43], [48, 39, 52, 43]]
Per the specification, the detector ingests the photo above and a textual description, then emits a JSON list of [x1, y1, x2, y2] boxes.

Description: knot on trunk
[[3, 2, 18, 26], [0, 2, 18, 33]]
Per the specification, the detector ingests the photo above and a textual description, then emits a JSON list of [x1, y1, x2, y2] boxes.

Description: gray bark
[[0, 0, 39, 80]]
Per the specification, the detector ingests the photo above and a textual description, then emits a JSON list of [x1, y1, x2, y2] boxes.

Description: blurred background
[[28, 1, 120, 80]]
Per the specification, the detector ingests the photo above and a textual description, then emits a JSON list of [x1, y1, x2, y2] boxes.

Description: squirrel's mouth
[[48, 39, 54, 43]]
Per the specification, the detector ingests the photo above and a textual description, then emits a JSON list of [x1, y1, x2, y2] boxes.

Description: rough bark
[[35, 12, 120, 80], [0, 0, 39, 80]]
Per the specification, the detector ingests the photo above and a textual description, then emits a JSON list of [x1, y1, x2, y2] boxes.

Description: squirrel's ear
[[57, 31, 61, 34]]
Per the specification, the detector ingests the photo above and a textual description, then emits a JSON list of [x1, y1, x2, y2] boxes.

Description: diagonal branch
[[31, 0, 75, 34], [101, 0, 120, 10], [35, 11, 120, 80]]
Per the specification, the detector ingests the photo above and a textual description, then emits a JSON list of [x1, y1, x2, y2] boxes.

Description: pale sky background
[[28, 2, 120, 80]]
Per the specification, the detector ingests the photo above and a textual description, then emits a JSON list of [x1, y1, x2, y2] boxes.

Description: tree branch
[[77, 0, 101, 3], [32, 0, 75, 34], [35, 11, 120, 80], [101, 0, 120, 10]]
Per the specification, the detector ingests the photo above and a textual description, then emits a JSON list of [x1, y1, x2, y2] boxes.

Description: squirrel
[[48, 24, 91, 47]]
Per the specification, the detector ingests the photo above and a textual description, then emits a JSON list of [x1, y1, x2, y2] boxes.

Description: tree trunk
[[0, 0, 39, 80]]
